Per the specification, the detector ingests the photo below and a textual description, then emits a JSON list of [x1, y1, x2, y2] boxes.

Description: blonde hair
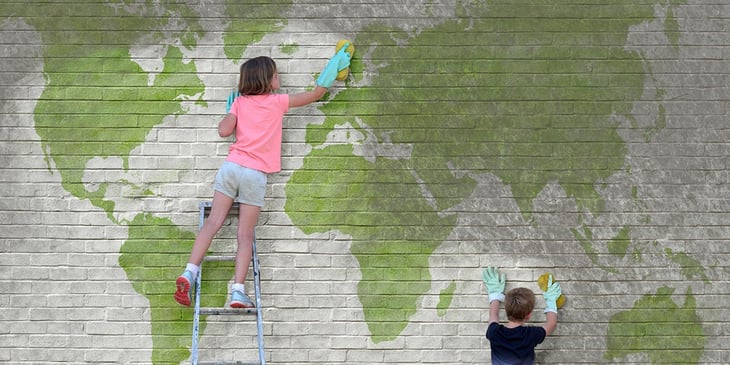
[[504, 287, 535, 321], [238, 56, 277, 95]]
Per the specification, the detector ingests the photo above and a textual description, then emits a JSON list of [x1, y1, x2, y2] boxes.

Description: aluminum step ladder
[[191, 201, 266, 365]]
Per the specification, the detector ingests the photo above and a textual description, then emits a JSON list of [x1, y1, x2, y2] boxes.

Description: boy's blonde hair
[[238, 56, 277, 95], [504, 287, 535, 321]]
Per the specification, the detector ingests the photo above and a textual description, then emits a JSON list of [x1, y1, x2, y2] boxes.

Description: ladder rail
[[252, 238, 265, 364], [191, 203, 205, 365], [192, 201, 266, 365], [192, 266, 202, 364]]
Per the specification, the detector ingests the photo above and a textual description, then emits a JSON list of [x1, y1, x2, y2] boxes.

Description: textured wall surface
[[1, 1, 728, 364]]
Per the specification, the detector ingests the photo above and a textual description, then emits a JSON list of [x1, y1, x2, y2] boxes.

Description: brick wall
[[1, 1, 728, 364]]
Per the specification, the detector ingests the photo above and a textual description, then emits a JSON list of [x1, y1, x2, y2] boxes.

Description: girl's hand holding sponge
[[334, 40, 354, 81], [316, 40, 354, 88]]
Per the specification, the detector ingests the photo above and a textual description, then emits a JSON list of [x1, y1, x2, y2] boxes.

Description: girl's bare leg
[[175, 192, 235, 306], [233, 203, 261, 284], [188, 191, 235, 265]]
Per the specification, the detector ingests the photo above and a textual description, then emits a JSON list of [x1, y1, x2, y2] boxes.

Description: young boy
[[482, 267, 562, 365]]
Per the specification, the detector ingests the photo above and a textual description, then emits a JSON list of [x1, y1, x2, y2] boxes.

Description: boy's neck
[[505, 320, 525, 328]]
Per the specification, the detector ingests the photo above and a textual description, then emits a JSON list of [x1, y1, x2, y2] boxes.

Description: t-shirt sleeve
[[486, 321, 500, 340], [530, 326, 547, 345], [230, 94, 288, 116], [230, 96, 239, 117], [277, 93, 290, 113]]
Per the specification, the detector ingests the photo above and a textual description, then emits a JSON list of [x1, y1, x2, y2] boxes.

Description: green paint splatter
[[608, 226, 631, 258], [287, 0, 681, 341], [120, 213, 234, 364], [437, 281, 456, 317], [605, 286, 705, 364], [665, 248, 710, 284]]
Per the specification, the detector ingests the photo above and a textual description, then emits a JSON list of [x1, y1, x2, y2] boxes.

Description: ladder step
[[199, 307, 257, 315], [203, 255, 236, 262]]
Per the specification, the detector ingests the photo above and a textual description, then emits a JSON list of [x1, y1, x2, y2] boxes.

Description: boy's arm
[[488, 297, 501, 324], [541, 275, 561, 336], [482, 267, 506, 324], [542, 311, 557, 335]]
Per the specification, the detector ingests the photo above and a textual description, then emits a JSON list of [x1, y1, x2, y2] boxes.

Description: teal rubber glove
[[316, 42, 352, 88], [226, 90, 239, 114], [482, 267, 506, 303], [542, 275, 562, 313]]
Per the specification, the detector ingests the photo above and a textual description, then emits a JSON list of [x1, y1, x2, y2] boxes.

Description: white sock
[[231, 283, 245, 293], [185, 263, 199, 277]]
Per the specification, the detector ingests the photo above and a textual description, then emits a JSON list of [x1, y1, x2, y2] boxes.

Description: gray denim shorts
[[213, 161, 267, 207]]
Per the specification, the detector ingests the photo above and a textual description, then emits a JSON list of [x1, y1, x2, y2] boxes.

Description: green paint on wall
[[437, 282, 456, 317], [119, 213, 234, 364], [223, 0, 293, 62], [605, 286, 705, 364], [1, 1, 287, 362], [608, 226, 631, 258], [280, 43, 299, 55], [5, 0, 706, 358], [571, 222, 620, 273], [665, 248, 710, 284], [1, 0, 206, 220], [572, 223, 599, 265], [288, 151, 457, 342], [287, 0, 681, 341], [631, 185, 652, 224], [665, 1, 685, 48]]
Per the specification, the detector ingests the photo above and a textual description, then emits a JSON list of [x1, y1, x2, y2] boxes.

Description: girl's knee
[[204, 217, 227, 231], [236, 230, 254, 243], [237, 237, 254, 247]]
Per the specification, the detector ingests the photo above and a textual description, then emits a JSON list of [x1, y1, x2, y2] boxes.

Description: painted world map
[[0, 1, 709, 363]]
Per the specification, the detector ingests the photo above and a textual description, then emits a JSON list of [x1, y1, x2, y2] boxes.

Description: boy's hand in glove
[[482, 267, 506, 303], [542, 275, 562, 313]]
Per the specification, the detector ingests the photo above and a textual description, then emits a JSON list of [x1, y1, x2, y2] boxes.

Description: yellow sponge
[[335, 39, 355, 81], [537, 272, 566, 308]]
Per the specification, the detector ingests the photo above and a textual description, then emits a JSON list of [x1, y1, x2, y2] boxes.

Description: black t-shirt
[[486, 322, 547, 365]]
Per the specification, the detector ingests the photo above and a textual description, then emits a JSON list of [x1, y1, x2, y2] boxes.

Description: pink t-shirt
[[226, 93, 290, 173]]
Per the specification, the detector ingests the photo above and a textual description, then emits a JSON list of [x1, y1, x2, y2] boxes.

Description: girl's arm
[[289, 86, 328, 108], [218, 113, 236, 137]]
